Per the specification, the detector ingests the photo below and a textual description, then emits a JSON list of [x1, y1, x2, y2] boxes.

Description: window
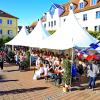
[[83, 14, 87, 21], [63, 19, 66, 22], [94, 25, 100, 31], [7, 20, 12, 25], [0, 29, 2, 34], [83, 27, 88, 30], [54, 20, 56, 26], [70, 3, 74, 10], [51, 21, 53, 27], [85, 27, 88, 30], [99, 25, 100, 32], [0, 19, 2, 24], [94, 26, 98, 31], [48, 22, 50, 27], [8, 30, 13, 35], [70, 6, 74, 10], [44, 24, 46, 28], [96, 11, 100, 19], [79, 2, 84, 9], [70, 6, 73, 10], [91, 0, 97, 5]]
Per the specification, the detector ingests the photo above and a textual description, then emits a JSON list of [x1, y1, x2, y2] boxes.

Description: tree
[[0, 36, 13, 47], [88, 30, 100, 40], [48, 30, 56, 35]]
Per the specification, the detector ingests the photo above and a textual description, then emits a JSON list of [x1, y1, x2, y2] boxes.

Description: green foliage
[[8, 51, 15, 58], [0, 38, 3, 47], [87, 30, 100, 40], [20, 60, 29, 68], [0, 36, 13, 47], [3, 37, 13, 43], [20, 51, 30, 70], [6, 51, 15, 63], [48, 30, 56, 35], [62, 59, 71, 85], [98, 36, 100, 40], [25, 50, 30, 66]]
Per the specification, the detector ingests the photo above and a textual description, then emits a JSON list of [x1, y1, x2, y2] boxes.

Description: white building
[[31, 0, 100, 32]]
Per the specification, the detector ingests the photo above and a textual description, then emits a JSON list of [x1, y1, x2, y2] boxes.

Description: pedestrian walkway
[[0, 65, 100, 100]]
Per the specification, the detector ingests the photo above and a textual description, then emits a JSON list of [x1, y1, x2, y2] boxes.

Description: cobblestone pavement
[[0, 64, 100, 100]]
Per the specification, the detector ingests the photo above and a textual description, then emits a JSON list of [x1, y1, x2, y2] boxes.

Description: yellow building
[[0, 10, 18, 38]]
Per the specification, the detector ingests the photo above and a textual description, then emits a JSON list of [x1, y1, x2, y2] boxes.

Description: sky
[[0, 0, 69, 26]]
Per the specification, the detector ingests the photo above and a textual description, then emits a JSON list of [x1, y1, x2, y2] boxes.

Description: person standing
[[15, 52, 20, 65], [87, 60, 99, 90], [0, 51, 4, 71]]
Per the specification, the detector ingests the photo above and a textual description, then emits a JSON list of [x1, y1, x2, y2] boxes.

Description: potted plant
[[20, 50, 30, 71], [62, 58, 71, 92], [20, 60, 29, 71]]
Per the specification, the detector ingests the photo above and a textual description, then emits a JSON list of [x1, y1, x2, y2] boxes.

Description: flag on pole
[[89, 43, 99, 49], [89, 41, 100, 51]]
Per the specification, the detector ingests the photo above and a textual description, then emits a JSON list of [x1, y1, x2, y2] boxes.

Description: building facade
[[0, 10, 18, 38], [31, 0, 100, 32]]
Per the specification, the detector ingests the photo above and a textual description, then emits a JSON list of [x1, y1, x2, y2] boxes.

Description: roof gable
[[0, 10, 18, 19]]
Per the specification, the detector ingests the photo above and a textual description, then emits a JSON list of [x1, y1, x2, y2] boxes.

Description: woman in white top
[[36, 57, 41, 69], [33, 63, 44, 80]]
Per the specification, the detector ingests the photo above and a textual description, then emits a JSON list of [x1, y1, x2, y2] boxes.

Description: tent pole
[[70, 47, 74, 86], [29, 47, 31, 69], [70, 39, 74, 86]]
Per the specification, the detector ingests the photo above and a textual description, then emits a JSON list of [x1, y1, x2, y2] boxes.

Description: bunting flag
[[83, 53, 92, 60], [75, 41, 100, 60], [77, 52, 83, 58], [77, 50, 96, 60]]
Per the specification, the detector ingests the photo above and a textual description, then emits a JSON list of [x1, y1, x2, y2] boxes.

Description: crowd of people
[[30, 49, 100, 90], [0, 48, 100, 90]]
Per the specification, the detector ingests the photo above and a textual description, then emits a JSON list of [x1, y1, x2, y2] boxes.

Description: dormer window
[[70, 3, 74, 10], [79, 2, 84, 9], [91, 0, 97, 5]]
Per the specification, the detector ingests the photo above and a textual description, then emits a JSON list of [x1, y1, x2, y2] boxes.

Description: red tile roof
[[30, 21, 37, 28], [61, 0, 100, 16], [0, 10, 18, 19]]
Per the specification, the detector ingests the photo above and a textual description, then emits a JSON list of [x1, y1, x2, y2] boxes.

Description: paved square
[[0, 64, 100, 100]]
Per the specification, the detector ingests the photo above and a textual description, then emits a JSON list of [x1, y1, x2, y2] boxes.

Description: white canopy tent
[[40, 10, 99, 50], [23, 20, 50, 47], [5, 26, 29, 46]]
